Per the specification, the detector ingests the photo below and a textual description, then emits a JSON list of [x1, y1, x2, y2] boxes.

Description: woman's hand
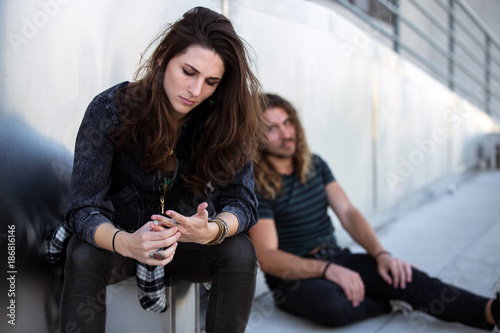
[[324, 263, 365, 307], [117, 222, 180, 266], [153, 202, 218, 244], [376, 253, 413, 289]]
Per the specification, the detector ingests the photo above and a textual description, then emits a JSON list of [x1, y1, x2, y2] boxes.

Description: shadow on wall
[[0, 111, 72, 333]]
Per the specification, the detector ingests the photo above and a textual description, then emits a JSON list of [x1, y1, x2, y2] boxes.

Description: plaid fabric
[[49, 224, 168, 313]]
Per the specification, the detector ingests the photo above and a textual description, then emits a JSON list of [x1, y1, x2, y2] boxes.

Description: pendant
[[165, 146, 174, 156]]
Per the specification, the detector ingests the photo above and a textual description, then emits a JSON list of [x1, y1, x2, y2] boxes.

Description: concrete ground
[[245, 170, 500, 333]]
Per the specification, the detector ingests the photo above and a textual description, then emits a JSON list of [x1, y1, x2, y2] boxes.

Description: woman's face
[[163, 45, 224, 120]]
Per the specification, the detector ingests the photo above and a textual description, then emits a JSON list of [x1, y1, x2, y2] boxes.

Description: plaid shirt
[[49, 222, 168, 313]]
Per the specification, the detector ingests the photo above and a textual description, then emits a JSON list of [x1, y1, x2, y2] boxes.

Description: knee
[[320, 298, 359, 327], [64, 236, 111, 282], [277, 290, 356, 327], [216, 234, 257, 272]]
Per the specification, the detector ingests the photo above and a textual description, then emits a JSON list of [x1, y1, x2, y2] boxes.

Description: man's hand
[[376, 253, 413, 289], [324, 263, 365, 307]]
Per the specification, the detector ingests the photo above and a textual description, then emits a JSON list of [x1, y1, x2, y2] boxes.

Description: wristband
[[322, 262, 331, 279], [374, 250, 391, 259], [112, 230, 122, 253]]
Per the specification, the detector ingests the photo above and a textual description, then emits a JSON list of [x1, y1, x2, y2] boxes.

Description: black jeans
[[269, 248, 492, 330], [60, 233, 257, 333]]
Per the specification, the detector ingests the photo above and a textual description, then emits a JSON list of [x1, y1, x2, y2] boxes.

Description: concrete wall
[[1, 1, 500, 329], [2, 0, 500, 231], [231, 0, 500, 238]]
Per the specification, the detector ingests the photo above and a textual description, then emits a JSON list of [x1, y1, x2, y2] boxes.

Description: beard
[[263, 139, 296, 159], [265, 151, 294, 159]]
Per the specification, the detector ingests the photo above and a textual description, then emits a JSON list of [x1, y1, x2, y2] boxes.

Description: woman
[[50, 7, 265, 332]]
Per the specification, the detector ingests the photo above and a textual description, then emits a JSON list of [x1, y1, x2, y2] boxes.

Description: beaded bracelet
[[206, 218, 229, 246]]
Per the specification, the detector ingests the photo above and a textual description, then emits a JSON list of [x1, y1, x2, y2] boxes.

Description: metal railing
[[335, 0, 500, 116]]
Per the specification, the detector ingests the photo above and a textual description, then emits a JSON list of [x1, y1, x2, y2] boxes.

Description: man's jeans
[[269, 248, 491, 330], [60, 233, 257, 333]]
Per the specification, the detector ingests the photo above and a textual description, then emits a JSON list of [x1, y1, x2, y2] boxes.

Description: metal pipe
[[393, 0, 400, 53], [485, 36, 491, 114], [338, 0, 500, 113], [222, 0, 229, 18], [455, 0, 500, 50], [448, 0, 455, 90]]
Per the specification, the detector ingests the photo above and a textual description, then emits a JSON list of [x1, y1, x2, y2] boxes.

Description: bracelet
[[374, 250, 391, 259], [112, 230, 122, 253], [322, 262, 331, 279], [206, 218, 229, 246]]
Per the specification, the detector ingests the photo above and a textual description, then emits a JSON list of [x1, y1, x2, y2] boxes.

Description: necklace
[[160, 147, 174, 215], [163, 146, 174, 164], [160, 171, 173, 214]]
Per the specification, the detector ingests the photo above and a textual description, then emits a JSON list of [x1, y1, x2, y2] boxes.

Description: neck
[[171, 114, 188, 130], [267, 155, 294, 176], [168, 113, 188, 143]]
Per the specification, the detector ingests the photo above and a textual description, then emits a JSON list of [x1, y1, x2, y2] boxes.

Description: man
[[249, 93, 500, 330]]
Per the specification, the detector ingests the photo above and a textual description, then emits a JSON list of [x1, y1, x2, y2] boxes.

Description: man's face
[[263, 106, 296, 158]]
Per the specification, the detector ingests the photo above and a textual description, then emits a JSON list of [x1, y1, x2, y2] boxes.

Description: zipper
[[160, 195, 165, 214], [158, 168, 176, 215], [156, 171, 163, 214]]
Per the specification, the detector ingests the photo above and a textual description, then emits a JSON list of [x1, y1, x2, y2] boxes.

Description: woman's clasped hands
[[154, 202, 217, 244], [121, 202, 214, 266], [119, 220, 180, 266]]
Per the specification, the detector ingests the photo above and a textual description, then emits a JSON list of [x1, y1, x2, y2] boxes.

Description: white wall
[[1, 0, 222, 152], [1, 0, 499, 236], [231, 0, 500, 234]]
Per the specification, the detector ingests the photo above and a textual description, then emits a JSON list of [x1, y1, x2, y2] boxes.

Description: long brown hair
[[254, 94, 312, 199], [113, 7, 264, 190]]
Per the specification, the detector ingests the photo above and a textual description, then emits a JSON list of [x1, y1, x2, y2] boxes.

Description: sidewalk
[[246, 170, 500, 333]]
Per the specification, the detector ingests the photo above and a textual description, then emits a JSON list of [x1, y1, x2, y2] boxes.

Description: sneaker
[[389, 300, 413, 317], [493, 291, 500, 329]]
